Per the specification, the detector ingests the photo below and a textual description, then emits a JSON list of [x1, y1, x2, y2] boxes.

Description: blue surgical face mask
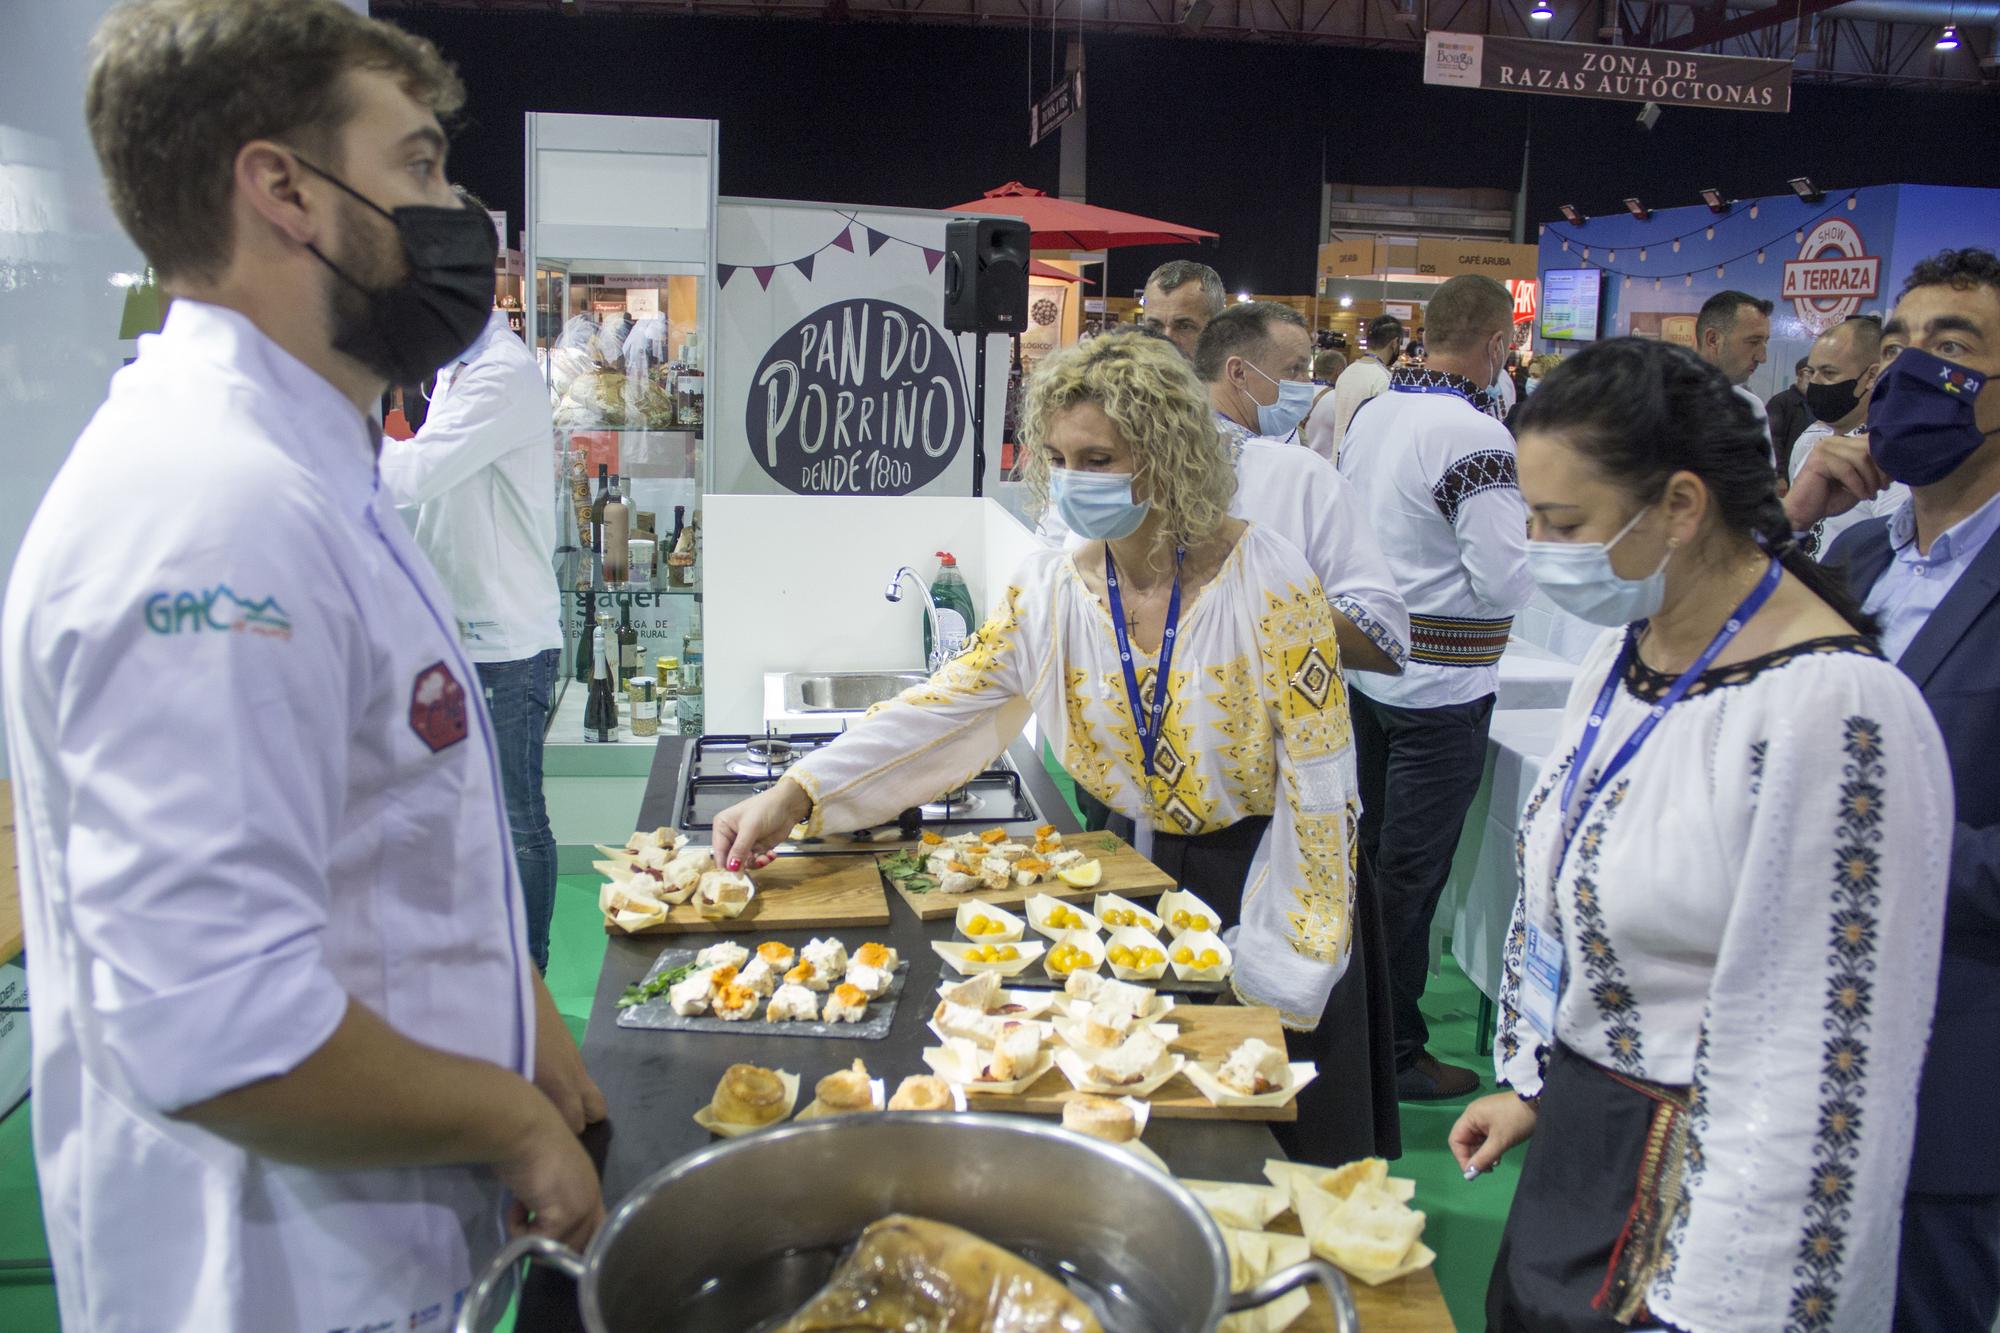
[[1526, 506, 1671, 627], [1050, 468, 1150, 540], [1245, 362, 1318, 438], [1868, 347, 1997, 486]]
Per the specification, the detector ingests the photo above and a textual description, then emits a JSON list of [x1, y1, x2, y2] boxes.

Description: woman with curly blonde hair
[[717, 331, 1385, 1161]]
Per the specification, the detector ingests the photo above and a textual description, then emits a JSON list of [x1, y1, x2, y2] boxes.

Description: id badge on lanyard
[[1528, 558, 1782, 1042]]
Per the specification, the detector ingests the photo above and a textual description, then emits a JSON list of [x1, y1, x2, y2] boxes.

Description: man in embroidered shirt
[[1695, 289, 1774, 432], [1799, 248, 2000, 1333], [1138, 260, 1225, 362], [1310, 314, 1403, 462], [1337, 274, 1535, 1100]]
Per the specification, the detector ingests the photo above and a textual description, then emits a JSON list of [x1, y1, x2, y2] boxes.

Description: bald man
[[1790, 316, 1905, 556]]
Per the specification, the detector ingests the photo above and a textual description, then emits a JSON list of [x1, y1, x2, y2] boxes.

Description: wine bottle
[[584, 616, 618, 742], [617, 600, 639, 681], [588, 464, 609, 557], [574, 589, 596, 682], [602, 471, 631, 585]]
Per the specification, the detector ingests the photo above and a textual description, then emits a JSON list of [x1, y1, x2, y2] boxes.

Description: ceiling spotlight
[[1938, 23, 1961, 50], [1532, 0, 1554, 19], [1560, 204, 1584, 225], [1700, 188, 1731, 215], [1623, 197, 1651, 222], [1789, 176, 1826, 204]]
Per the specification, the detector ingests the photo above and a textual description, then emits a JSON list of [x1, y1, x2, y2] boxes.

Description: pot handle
[[1226, 1257, 1360, 1333], [452, 1234, 588, 1333]]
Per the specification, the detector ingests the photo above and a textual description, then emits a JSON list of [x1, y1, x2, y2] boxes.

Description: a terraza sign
[[1423, 32, 1793, 114]]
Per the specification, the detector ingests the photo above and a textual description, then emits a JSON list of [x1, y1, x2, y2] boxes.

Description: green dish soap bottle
[[924, 551, 977, 670]]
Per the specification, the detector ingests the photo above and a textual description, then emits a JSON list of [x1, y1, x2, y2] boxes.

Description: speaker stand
[[971, 333, 988, 498]]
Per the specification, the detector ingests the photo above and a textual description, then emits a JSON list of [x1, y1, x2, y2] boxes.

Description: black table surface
[[521, 734, 1287, 1328]]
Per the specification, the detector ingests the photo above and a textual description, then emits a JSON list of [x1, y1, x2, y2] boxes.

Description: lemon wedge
[[1057, 860, 1103, 888]]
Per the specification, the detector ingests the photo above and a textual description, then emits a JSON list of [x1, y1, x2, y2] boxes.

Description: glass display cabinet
[[525, 112, 719, 746]]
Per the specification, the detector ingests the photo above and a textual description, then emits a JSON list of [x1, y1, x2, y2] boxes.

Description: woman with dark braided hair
[[1450, 337, 1954, 1331]]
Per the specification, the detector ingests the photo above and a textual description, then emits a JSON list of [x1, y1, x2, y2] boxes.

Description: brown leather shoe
[[1397, 1052, 1481, 1101]]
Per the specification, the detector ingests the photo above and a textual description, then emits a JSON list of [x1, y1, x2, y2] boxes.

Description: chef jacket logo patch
[[408, 662, 469, 753], [143, 585, 292, 640]]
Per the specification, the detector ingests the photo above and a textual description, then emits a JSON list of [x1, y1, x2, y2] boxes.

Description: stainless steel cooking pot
[[454, 1112, 1357, 1333]]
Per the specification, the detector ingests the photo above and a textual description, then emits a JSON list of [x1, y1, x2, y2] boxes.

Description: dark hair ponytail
[[1513, 338, 1878, 636]]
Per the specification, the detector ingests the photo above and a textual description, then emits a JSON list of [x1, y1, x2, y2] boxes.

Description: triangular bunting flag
[[866, 228, 891, 255], [830, 226, 854, 253], [717, 264, 737, 288], [922, 248, 944, 273], [754, 265, 777, 289], [795, 254, 815, 281]]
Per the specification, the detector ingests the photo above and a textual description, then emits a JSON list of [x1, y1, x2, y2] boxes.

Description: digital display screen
[[1540, 268, 1602, 342]]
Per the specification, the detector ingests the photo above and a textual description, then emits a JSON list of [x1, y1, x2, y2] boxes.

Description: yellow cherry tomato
[[1191, 914, 1212, 933], [998, 945, 1020, 962], [1172, 909, 1191, 928], [1173, 946, 1195, 965], [1197, 949, 1221, 969]]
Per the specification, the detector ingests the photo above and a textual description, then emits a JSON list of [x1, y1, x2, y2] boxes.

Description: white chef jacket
[[1037, 418, 1410, 671], [381, 311, 563, 664], [0, 301, 534, 1332], [1338, 379, 1534, 709]]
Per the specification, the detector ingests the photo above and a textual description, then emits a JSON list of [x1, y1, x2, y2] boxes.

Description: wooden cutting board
[[603, 855, 890, 936], [886, 834, 1175, 921], [1266, 1212, 1456, 1331], [963, 1002, 1297, 1121]]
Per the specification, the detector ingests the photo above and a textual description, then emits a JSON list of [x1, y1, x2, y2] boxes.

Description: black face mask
[[296, 156, 497, 385], [1805, 376, 1863, 426]]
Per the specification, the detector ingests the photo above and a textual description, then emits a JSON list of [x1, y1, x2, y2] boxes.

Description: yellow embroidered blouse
[[787, 523, 1361, 1026]]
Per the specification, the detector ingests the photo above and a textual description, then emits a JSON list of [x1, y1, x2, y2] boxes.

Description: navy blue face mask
[[1868, 348, 1996, 487]]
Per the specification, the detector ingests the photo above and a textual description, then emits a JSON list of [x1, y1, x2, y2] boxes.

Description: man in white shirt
[[1, 4, 603, 1327], [1137, 260, 1226, 362], [1787, 315, 1905, 557], [1337, 275, 1535, 1101], [1311, 314, 1403, 461], [1695, 289, 1774, 429], [1191, 302, 1408, 675], [381, 283, 564, 971]]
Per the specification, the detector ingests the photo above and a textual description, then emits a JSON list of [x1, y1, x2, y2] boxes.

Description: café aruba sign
[[1423, 32, 1792, 114]]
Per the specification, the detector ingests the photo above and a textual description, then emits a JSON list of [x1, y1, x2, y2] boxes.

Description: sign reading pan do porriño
[[1423, 32, 1792, 114], [747, 298, 968, 496]]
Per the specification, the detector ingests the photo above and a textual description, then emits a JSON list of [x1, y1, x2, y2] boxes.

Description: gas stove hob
[[677, 732, 1047, 836]]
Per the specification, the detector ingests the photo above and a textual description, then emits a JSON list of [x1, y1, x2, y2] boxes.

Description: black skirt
[[1486, 1045, 1685, 1333], [1151, 817, 1401, 1165]]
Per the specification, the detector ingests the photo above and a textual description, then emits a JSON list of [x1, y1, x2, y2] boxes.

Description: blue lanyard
[[1556, 558, 1783, 871], [1104, 546, 1184, 779]]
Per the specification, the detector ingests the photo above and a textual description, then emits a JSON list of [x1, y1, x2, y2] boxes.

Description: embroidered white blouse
[[1495, 625, 1954, 1333], [788, 524, 1361, 1026]]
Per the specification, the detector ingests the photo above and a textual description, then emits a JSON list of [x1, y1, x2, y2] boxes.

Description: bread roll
[[713, 1063, 788, 1124], [1062, 1094, 1138, 1144]]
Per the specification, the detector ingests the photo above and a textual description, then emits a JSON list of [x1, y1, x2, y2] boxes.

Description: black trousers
[[1151, 817, 1401, 1166], [1894, 1191, 2000, 1332], [1351, 688, 1496, 1070]]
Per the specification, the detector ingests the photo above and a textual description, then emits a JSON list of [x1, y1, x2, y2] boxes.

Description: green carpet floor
[[0, 876, 1514, 1331]]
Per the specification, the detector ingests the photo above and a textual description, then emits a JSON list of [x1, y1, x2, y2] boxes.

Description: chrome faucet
[[886, 565, 951, 674]]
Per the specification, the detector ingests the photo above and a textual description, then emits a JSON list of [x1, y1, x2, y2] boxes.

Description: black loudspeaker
[[943, 217, 1031, 335]]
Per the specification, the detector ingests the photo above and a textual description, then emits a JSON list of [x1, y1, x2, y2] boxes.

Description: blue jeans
[[478, 649, 559, 972]]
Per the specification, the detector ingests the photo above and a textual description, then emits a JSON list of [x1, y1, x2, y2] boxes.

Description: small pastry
[[1062, 1094, 1139, 1144], [1081, 1005, 1134, 1049], [1047, 849, 1086, 870], [941, 972, 1002, 1010], [802, 937, 849, 981], [927, 853, 959, 879], [736, 956, 779, 997], [695, 941, 749, 972], [978, 856, 1012, 892], [713, 984, 759, 1022], [991, 842, 1030, 859], [1087, 1031, 1167, 1087], [939, 870, 980, 894], [1013, 857, 1051, 886], [933, 1000, 1006, 1044], [705, 964, 741, 993], [667, 974, 711, 1016], [756, 941, 797, 972], [846, 961, 893, 999], [815, 1059, 875, 1112], [766, 983, 820, 1022], [786, 960, 827, 992], [823, 982, 869, 1024], [987, 1023, 1044, 1082], [697, 869, 754, 919], [712, 1063, 789, 1125], [888, 1074, 955, 1111], [853, 942, 898, 972], [1217, 1038, 1289, 1096], [1063, 971, 1106, 1004]]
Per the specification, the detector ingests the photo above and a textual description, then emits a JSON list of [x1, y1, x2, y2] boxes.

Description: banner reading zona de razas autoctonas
[[1423, 32, 1792, 114]]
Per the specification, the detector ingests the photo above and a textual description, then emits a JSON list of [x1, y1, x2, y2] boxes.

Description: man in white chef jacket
[[0, 3, 604, 1328]]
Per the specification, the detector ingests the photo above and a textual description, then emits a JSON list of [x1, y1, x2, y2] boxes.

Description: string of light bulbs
[[1538, 192, 1861, 284]]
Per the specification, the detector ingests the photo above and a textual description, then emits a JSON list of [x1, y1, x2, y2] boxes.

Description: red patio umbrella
[[947, 182, 1217, 251]]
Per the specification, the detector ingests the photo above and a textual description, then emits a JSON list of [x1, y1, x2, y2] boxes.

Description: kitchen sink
[[781, 671, 929, 714]]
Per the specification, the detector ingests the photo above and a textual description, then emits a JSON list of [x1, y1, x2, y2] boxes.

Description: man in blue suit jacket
[[1797, 248, 2000, 1332]]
